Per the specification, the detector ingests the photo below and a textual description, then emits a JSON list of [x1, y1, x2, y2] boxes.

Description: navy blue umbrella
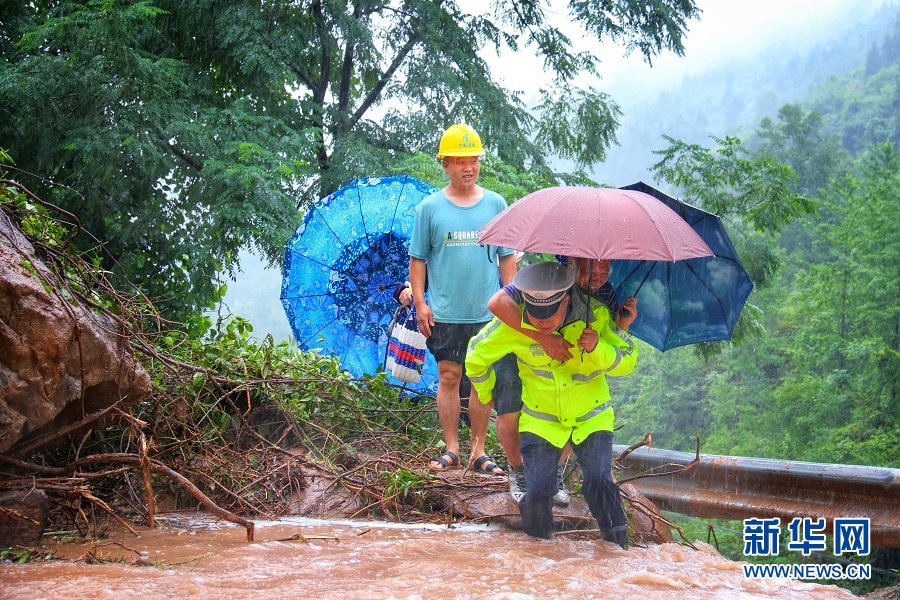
[[280, 175, 439, 394], [611, 182, 754, 351]]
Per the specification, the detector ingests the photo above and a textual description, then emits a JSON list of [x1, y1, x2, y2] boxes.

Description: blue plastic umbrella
[[611, 182, 754, 351], [280, 175, 439, 394]]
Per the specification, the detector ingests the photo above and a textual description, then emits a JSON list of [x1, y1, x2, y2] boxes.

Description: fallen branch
[[0, 453, 255, 542], [553, 528, 601, 537], [10, 401, 125, 458], [615, 430, 653, 464], [620, 489, 696, 550], [140, 434, 155, 528], [140, 459, 253, 542], [616, 435, 701, 485], [80, 490, 140, 537], [0, 505, 41, 525]]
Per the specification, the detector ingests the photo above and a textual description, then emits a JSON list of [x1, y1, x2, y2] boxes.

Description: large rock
[[0, 489, 50, 547], [0, 214, 151, 455]]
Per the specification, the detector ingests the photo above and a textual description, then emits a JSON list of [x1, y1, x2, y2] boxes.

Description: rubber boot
[[600, 525, 629, 550]]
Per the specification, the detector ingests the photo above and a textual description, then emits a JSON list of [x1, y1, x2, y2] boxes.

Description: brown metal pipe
[[613, 445, 900, 548]]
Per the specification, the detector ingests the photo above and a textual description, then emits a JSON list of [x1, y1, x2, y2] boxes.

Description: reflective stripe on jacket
[[465, 300, 638, 448]]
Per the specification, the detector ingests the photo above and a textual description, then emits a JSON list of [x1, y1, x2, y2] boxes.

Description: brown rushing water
[[0, 513, 857, 600]]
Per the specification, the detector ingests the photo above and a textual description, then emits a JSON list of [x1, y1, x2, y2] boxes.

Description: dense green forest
[[614, 17, 900, 468], [0, 2, 897, 471]]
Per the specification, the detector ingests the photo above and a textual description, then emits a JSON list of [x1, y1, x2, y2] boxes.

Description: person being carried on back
[[466, 261, 638, 548], [487, 255, 637, 506]]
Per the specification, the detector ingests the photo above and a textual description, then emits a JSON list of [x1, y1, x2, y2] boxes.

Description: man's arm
[[587, 312, 639, 377], [409, 257, 433, 337], [487, 288, 574, 361], [574, 320, 638, 377], [497, 252, 517, 286]]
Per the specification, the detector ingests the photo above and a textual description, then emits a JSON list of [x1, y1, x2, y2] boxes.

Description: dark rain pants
[[517, 430, 627, 540]]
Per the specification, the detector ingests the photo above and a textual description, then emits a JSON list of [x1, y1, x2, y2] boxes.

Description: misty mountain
[[592, 2, 899, 187]]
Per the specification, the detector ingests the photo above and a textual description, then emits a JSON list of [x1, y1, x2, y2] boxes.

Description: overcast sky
[[474, 0, 891, 100]]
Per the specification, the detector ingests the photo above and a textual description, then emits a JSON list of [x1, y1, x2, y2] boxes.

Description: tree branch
[[167, 142, 204, 171], [10, 401, 126, 458], [337, 3, 365, 117], [0, 453, 255, 542], [312, 0, 332, 107], [350, 33, 420, 130]]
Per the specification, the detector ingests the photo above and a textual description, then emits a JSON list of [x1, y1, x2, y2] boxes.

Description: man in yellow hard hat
[[409, 123, 517, 475]]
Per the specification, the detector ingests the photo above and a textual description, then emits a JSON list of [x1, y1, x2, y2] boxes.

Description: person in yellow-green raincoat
[[465, 261, 638, 548]]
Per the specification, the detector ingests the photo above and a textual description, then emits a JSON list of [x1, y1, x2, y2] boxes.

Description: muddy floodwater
[[0, 513, 857, 599]]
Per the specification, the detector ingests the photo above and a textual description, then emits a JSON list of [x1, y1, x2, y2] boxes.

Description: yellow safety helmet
[[436, 123, 486, 158]]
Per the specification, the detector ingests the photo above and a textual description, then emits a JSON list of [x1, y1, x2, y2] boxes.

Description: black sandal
[[429, 450, 459, 472], [470, 455, 504, 475]]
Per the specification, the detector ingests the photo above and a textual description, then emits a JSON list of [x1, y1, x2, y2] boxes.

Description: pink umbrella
[[478, 186, 713, 261]]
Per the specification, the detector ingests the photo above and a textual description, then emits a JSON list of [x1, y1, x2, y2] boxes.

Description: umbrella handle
[[579, 304, 591, 362]]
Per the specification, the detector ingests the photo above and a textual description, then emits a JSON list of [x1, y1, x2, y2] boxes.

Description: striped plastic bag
[[385, 305, 426, 384]]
